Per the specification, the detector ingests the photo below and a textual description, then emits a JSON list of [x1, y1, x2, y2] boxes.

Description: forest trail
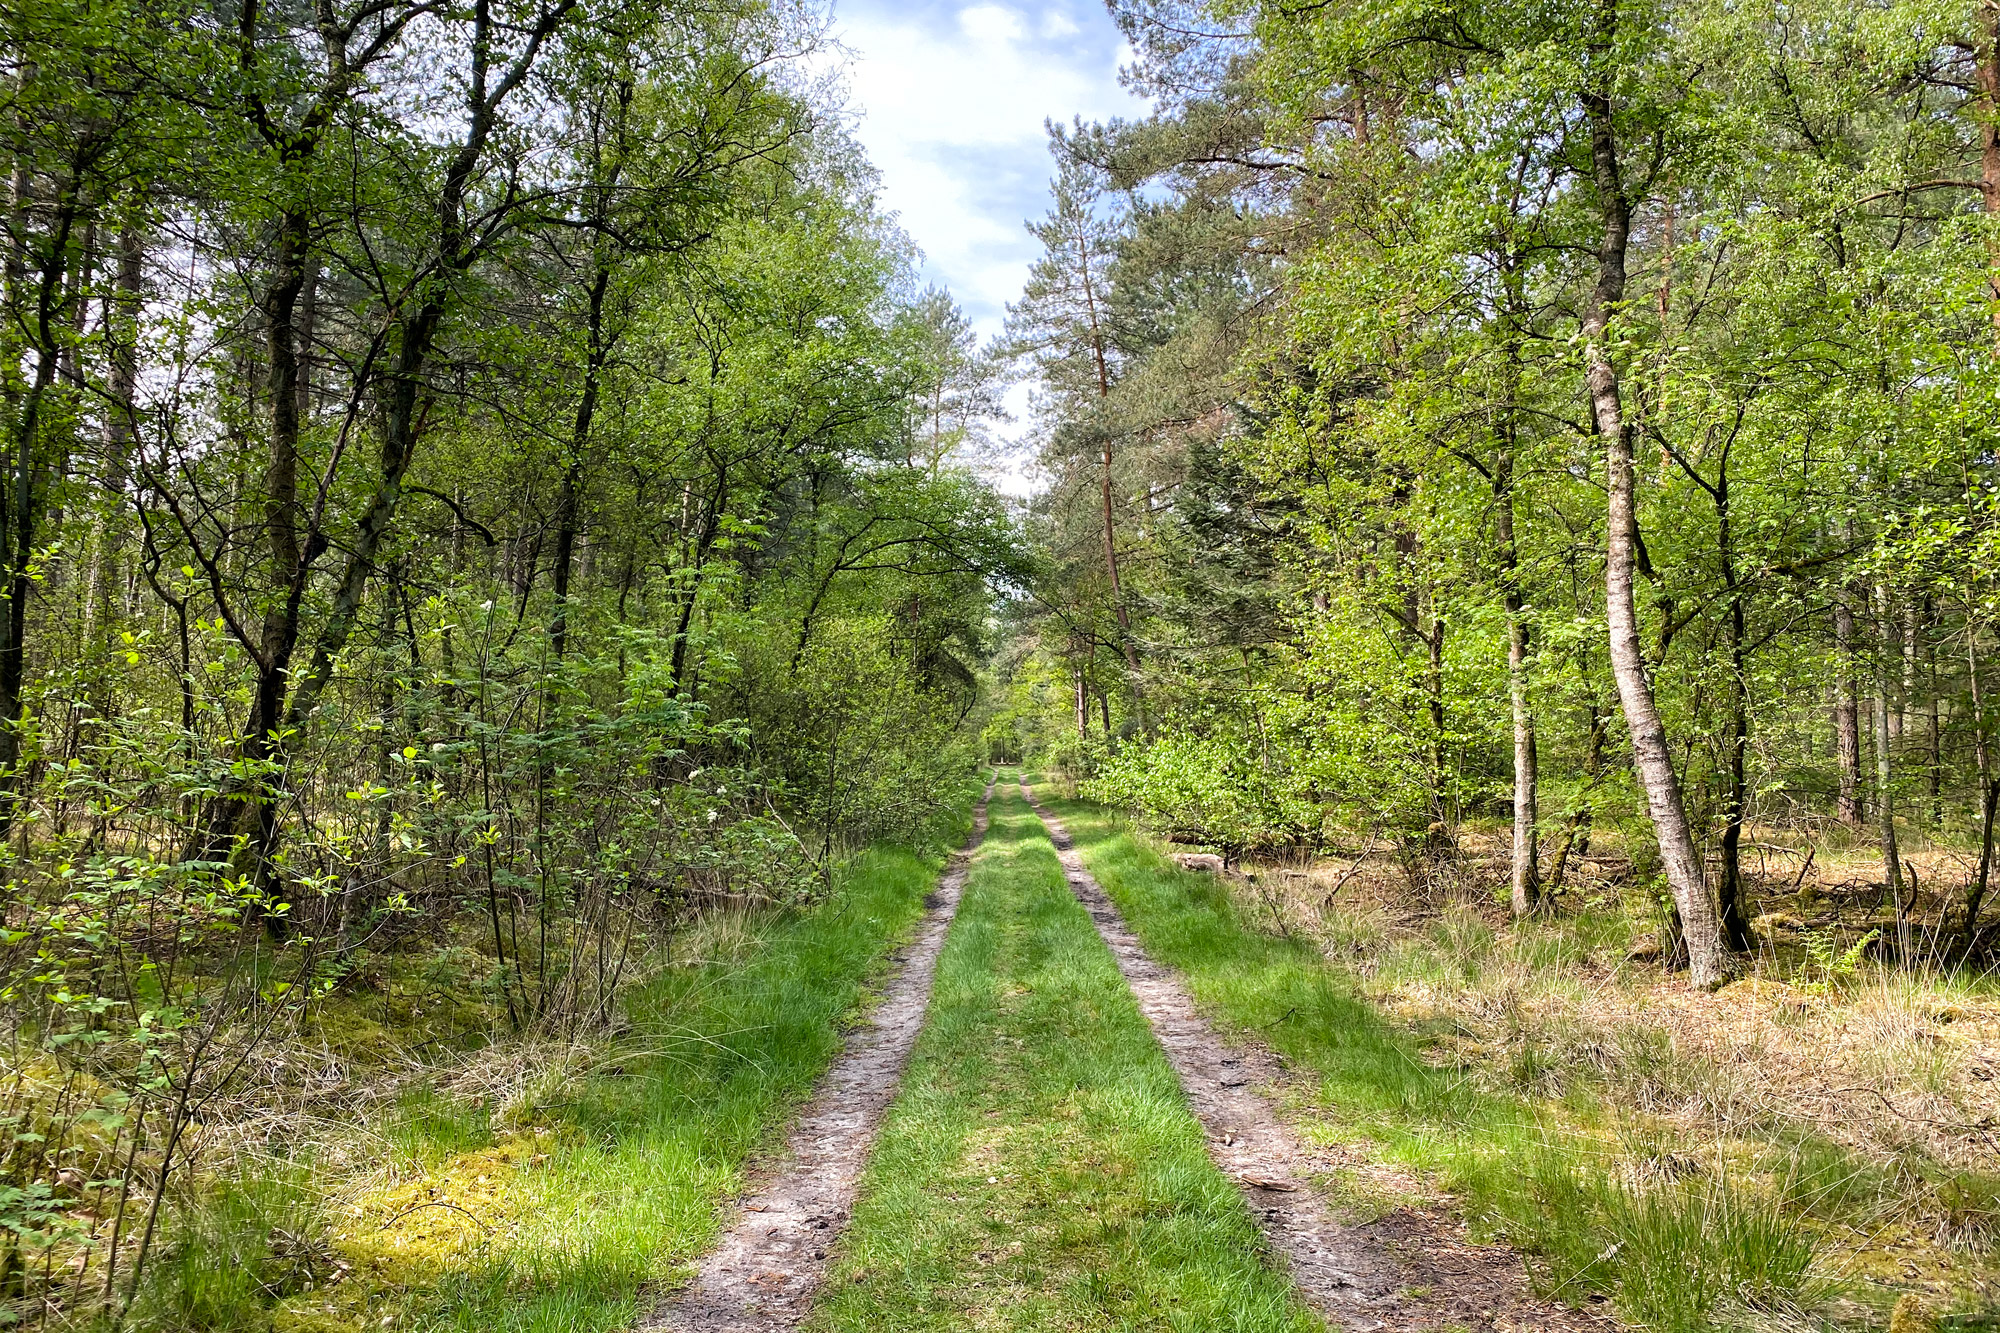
[[658, 774, 1615, 1331], [642, 783, 994, 1332], [1017, 777, 1611, 1333]]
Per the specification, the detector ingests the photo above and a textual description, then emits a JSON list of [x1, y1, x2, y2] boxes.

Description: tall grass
[[133, 1166, 330, 1333]]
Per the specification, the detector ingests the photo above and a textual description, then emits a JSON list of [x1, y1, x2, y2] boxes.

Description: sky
[[825, 1, 1148, 347]]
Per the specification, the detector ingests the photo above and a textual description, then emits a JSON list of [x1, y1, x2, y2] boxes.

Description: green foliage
[[1084, 718, 1323, 855], [1015, 0, 2000, 960], [1802, 928, 1883, 994], [0, 0, 1011, 1320]]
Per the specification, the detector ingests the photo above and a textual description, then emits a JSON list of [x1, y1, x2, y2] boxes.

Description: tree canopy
[[995, 0, 2000, 988]]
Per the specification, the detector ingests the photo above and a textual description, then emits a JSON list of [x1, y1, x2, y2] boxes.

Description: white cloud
[[827, 2, 1146, 344], [959, 4, 1026, 43]]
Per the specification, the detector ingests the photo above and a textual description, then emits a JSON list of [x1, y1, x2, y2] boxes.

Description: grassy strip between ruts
[[148, 777, 988, 1333], [806, 776, 1320, 1333], [1021, 774, 2000, 1333]]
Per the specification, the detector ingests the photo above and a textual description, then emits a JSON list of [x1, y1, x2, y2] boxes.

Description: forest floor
[[153, 785, 990, 1333], [260, 774, 1624, 1333], [150, 773, 2000, 1333], [1033, 778, 2000, 1333]]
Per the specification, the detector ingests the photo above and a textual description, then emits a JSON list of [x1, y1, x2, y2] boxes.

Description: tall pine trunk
[[1076, 228, 1143, 722]]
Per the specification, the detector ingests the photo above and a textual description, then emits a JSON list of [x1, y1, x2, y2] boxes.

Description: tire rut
[[640, 783, 994, 1332], [1020, 778, 1612, 1333]]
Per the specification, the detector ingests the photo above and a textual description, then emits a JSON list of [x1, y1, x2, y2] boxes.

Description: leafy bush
[[1084, 720, 1323, 857]]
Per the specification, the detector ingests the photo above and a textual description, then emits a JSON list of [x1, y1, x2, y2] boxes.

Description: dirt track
[[1020, 778, 1611, 1333], [641, 783, 993, 1332], [647, 776, 1610, 1331]]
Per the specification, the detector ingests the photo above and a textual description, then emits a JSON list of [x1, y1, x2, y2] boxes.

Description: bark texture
[[1835, 590, 1864, 825], [1581, 35, 1730, 988], [1497, 446, 1539, 915]]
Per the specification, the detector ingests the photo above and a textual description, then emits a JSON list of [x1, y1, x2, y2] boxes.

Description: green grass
[[141, 778, 988, 1333], [1023, 777, 1840, 1333], [136, 1165, 329, 1333], [808, 778, 1320, 1333]]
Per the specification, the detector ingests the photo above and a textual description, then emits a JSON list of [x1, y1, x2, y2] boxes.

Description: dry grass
[[1229, 835, 2000, 1316]]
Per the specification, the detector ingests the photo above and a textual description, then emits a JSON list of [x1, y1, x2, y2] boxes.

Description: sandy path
[[1021, 779, 1610, 1333], [640, 784, 994, 1332]]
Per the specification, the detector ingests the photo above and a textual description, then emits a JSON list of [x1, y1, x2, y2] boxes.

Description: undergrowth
[[130, 776, 989, 1333]]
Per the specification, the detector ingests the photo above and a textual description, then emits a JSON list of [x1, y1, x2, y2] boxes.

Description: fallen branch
[[1788, 846, 1817, 896], [1323, 824, 1383, 905], [1823, 1086, 1994, 1135]]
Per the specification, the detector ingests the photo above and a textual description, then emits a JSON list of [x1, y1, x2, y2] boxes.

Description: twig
[[1823, 1086, 1992, 1134], [1788, 846, 1817, 896], [1323, 824, 1383, 904], [378, 1201, 494, 1234]]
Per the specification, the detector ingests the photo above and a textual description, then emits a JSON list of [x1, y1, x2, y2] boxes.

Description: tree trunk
[[81, 227, 143, 666], [550, 261, 610, 666], [1076, 227, 1144, 720], [1581, 63, 1730, 989], [1546, 698, 1606, 894], [1425, 603, 1451, 850], [193, 217, 313, 865], [1496, 418, 1539, 914], [1507, 611, 1538, 915], [1887, 596, 1906, 745], [1924, 600, 1943, 824], [0, 171, 84, 837], [1901, 600, 1919, 750], [670, 469, 727, 689], [1715, 460, 1754, 951], [1100, 436, 1141, 689], [1965, 619, 1996, 941], [1387, 473, 1452, 852], [1835, 587, 1863, 824], [1874, 580, 1904, 909], [1982, 0, 2000, 350]]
